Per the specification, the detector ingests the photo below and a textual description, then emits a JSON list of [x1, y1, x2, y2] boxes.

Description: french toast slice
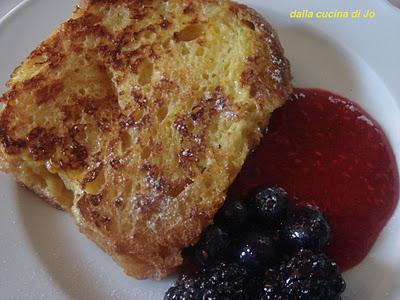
[[0, 0, 291, 278]]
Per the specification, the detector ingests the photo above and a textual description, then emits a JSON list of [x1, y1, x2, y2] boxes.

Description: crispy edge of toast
[[0, 0, 293, 279]]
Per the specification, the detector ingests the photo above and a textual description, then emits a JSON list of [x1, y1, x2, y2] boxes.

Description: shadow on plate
[[16, 186, 108, 300], [16, 186, 171, 300]]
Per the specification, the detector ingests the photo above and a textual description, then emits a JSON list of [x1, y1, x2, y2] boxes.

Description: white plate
[[0, 1, 399, 299]]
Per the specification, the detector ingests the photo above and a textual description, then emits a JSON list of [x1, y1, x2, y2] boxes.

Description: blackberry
[[248, 187, 289, 226], [215, 197, 249, 233], [194, 225, 230, 265], [259, 249, 346, 300], [164, 262, 250, 300], [280, 205, 331, 252], [258, 268, 280, 300]]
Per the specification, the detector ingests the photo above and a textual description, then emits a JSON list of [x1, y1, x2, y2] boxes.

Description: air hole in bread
[[74, 126, 87, 145], [168, 177, 193, 197], [138, 59, 153, 85], [181, 45, 190, 55], [176, 24, 204, 42], [195, 47, 204, 56], [162, 40, 171, 49], [241, 19, 255, 30], [120, 130, 132, 151], [74, 125, 97, 152], [124, 178, 133, 198], [187, 119, 195, 132], [132, 109, 144, 122], [141, 146, 150, 159], [85, 167, 105, 195], [143, 31, 153, 39], [202, 73, 209, 80], [157, 105, 168, 122], [25, 165, 74, 207], [25, 167, 47, 189], [94, 91, 105, 98]]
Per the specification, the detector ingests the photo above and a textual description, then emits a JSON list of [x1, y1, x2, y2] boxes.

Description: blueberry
[[247, 187, 289, 226], [280, 205, 331, 252], [194, 225, 230, 266], [235, 232, 278, 271], [215, 197, 248, 232]]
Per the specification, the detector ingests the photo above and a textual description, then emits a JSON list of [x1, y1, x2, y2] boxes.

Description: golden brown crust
[[18, 182, 65, 211], [0, 0, 292, 279]]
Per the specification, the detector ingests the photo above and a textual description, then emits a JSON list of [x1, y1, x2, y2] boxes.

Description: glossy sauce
[[230, 88, 399, 271]]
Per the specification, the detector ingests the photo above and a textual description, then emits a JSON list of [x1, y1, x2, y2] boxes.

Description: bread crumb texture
[[0, 0, 291, 278]]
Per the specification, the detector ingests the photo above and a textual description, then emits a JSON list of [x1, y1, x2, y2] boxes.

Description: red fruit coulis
[[230, 88, 399, 271]]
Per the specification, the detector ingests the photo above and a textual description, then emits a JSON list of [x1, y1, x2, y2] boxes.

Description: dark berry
[[215, 197, 248, 233], [194, 225, 230, 265], [258, 249, 346, 300], [235, 232, 278, 270], [247, 187, 289, 226], [258, 268, 280, 300], [164, 262, 250, 300], [280, 205, 331, 252]]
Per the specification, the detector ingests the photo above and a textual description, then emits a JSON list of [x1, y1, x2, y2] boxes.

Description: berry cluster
[[165, 187, 346, 300]]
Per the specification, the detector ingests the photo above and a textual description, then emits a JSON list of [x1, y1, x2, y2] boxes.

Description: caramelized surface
[[0, 0, 291, 278]]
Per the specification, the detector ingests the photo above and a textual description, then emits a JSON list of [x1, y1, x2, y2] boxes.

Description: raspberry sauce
[[230, 88, 399, 271]]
